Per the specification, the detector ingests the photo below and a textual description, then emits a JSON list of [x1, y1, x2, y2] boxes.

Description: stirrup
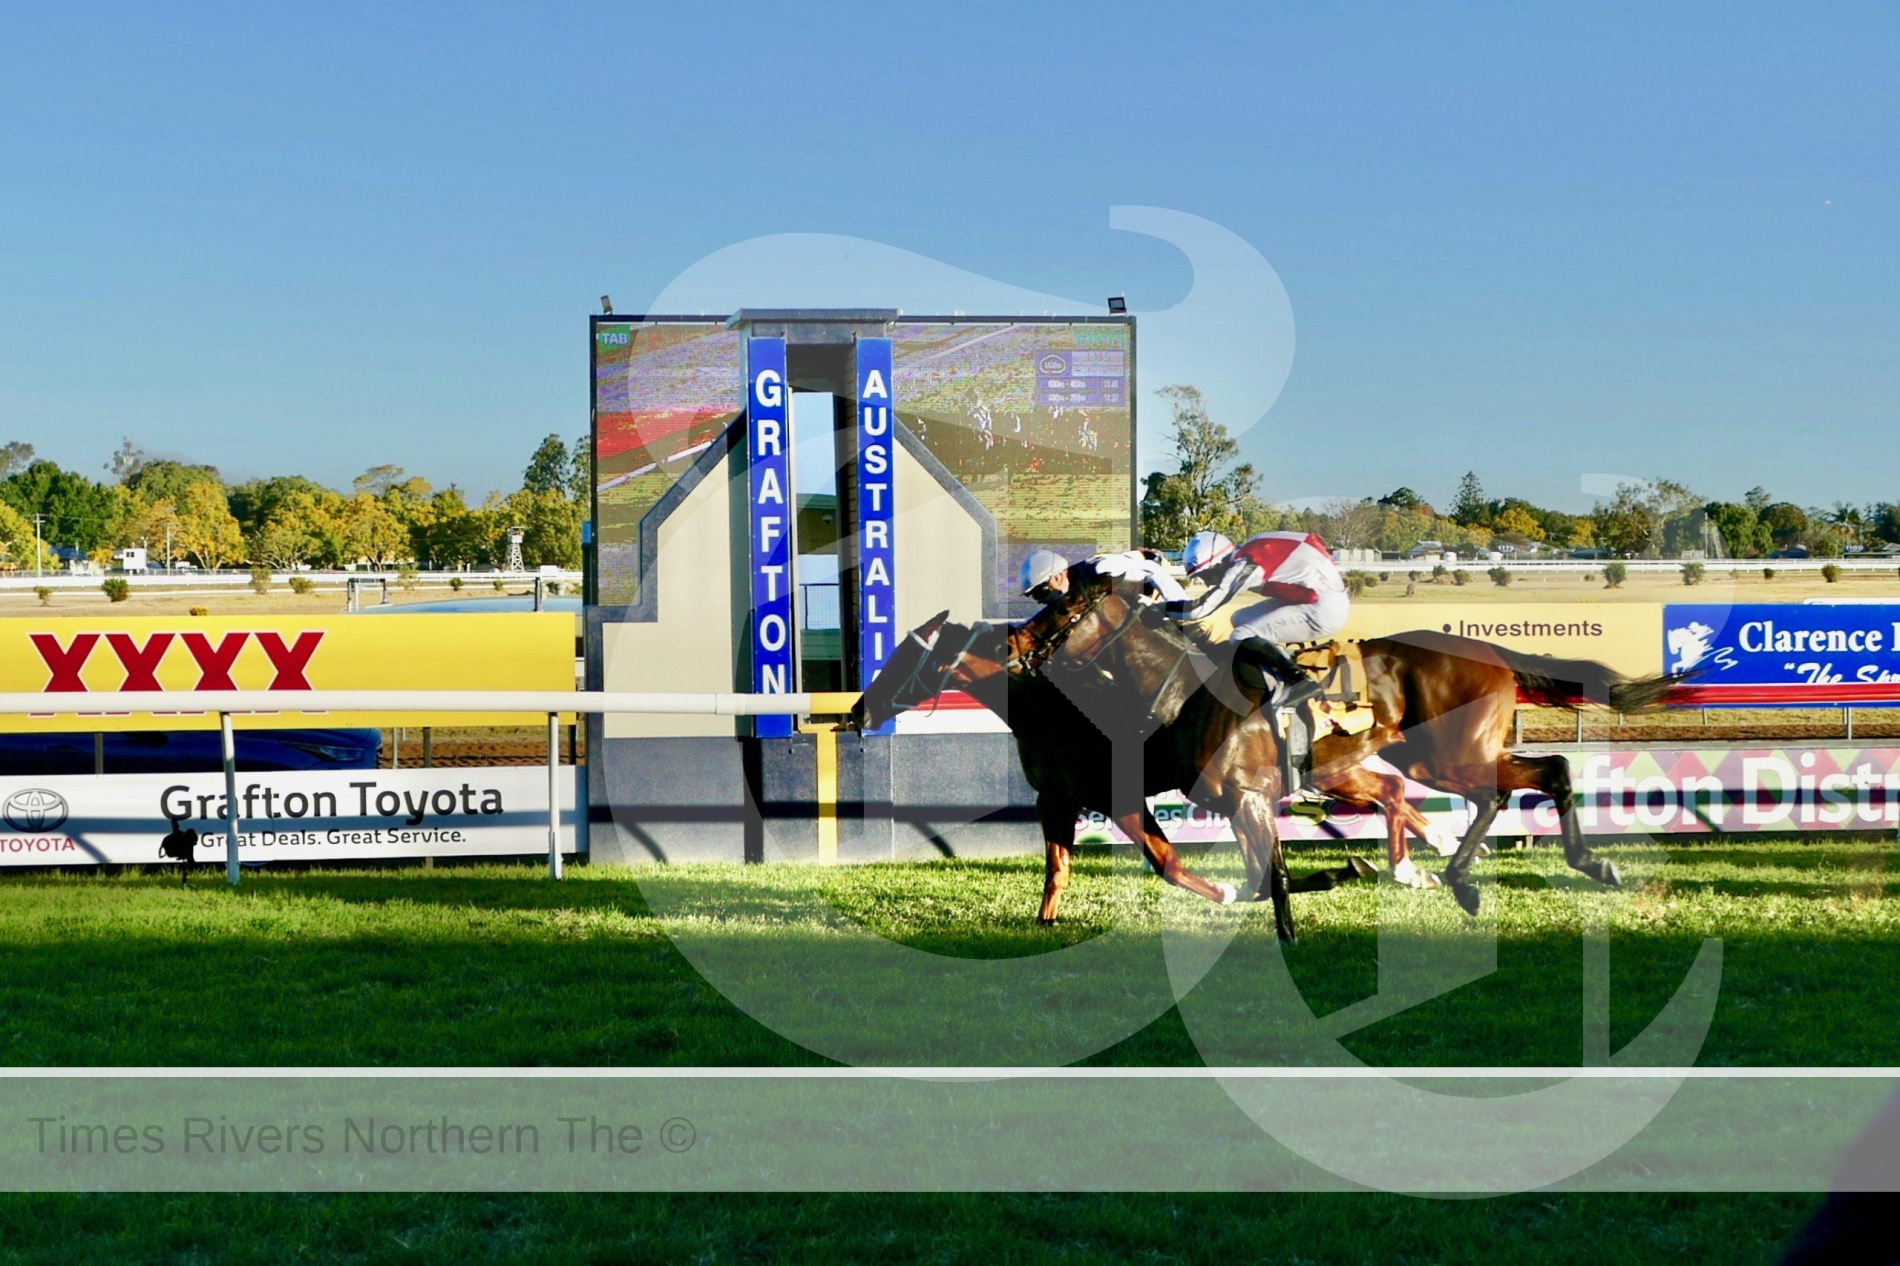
[[1278, 676, 1322, 709]]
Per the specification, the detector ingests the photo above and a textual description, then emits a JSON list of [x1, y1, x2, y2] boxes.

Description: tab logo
[[27, 630, 325, 693]]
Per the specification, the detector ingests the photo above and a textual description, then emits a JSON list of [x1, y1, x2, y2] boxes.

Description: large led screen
[[893, 320, 1134, 607], [592, 320, 741, 607]]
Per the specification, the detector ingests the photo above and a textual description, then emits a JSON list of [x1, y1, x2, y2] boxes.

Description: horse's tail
[[1491, 645, 1694, 713]]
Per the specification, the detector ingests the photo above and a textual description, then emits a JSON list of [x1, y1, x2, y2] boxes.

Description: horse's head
[[854, 610, 1007, 730], [1010, 560, 1131, 674]]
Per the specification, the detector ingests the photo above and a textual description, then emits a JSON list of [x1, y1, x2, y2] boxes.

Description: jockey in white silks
[[1019, 547, 1188, 606], [1167, 530, 1351, 707]]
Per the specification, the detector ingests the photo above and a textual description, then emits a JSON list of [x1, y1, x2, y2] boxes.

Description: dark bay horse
[[852, 613, 1373, 942], [1020, 562, 1692, 915]]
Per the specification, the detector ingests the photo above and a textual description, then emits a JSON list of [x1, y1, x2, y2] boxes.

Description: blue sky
[[0, 3, 1893, 511]]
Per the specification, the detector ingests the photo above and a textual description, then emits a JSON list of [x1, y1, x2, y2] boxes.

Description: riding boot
[[1234, 636, 1322, 707]]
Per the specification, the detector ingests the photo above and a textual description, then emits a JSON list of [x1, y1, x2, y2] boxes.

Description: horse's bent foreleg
[[1037, 797, 1078, 924], [1119, 809, 1235, 906], [1234, 797, 1296, 943]]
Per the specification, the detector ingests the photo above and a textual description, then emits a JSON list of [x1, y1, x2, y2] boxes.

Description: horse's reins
[[891, 623, 987, 714], [1008, 594, 1101, 674]]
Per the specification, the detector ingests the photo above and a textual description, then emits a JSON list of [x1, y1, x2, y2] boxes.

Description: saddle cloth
[[1289, 640, 1375, 738]]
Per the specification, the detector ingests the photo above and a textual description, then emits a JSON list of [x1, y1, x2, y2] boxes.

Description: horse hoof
[[1453, 883, 1481, 916], [1598, 860, 1621, 888], [1348, 856, 1378, 882], [1420, 869, 1443, 890]]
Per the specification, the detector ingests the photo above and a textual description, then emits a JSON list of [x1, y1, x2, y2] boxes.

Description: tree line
[[1139, 386, 1892, 559], [0, 435, 589, 573]]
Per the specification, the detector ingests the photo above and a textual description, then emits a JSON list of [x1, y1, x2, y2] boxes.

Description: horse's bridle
[[887, 623, 986, 713], [1010, 586, 1115, 674], [1013, 583, 1206, 726]]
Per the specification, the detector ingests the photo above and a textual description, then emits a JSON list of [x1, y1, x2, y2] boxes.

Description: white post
[[547, 711, 563, 879], [220, 712, 241, 886]]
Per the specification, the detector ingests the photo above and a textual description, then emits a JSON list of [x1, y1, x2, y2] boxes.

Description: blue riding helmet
[[1019, 548, 1071, 595], [1182, 530, 1235, 575]]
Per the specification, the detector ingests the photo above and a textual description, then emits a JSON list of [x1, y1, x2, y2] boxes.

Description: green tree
[[104, 438, 146, 484], [175, 482, 243, 571], [0, 460, 119, 552], [1137, 385, 1259, 549], [1450, 472, 1488, 526], [1375, 505, 1435, 555], [1759, 502, 1810, 548], [1493, 505, 1546, 543], [0, 500, 45, 572], [566, 434, 592, 501], [228, 475, 330, 537], [522, 435, 571, 496], [249, 519, 311, 570], [341, 493, 410, 566], [128, 460, 222, 507], [1704, 502, 1771, 558], [352, 465, 409, 497], [1590, 484, 1658, 557], [266, 489, 349, 568], [1872, 503, 1900, 545], [0, 442, 34, 479], [504, 487, 582, 568]]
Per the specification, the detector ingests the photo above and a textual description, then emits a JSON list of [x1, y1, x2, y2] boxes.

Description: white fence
[[1422, 557, 1900, 576], [0, 569, 583, 593]]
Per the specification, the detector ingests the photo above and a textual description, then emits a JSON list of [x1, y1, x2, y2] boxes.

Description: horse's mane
[[1047, 561, 1241, 728]]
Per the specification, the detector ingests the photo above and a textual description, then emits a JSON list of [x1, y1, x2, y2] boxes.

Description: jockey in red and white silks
[[1171, 530, 1349, 705]]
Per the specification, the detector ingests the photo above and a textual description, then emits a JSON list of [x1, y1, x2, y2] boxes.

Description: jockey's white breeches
[[1227, 590, 1351, 644]]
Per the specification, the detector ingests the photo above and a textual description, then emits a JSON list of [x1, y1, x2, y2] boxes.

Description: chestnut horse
[[853, 612, 1374, 943], [1018, 562, 1691, 916]]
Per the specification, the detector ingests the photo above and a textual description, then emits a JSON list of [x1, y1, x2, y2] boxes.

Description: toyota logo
[[3, 789, 69, 833]]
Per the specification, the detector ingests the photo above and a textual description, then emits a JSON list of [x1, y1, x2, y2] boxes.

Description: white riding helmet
[[1182, 530, 1235, 575], [1019, 548, 1070, 595]]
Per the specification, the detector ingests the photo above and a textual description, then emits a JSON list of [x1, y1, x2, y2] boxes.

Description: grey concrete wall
[[587, 732, 1043, 865]]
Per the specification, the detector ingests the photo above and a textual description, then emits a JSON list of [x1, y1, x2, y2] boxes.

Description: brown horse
[[1019, 562, 1691, 916], [853, 612, 1374, 943]]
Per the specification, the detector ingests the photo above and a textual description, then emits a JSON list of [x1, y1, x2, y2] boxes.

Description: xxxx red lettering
[[255, 631, 322, 690], [30, 633, 99, 692], [105, 632, 175, 692], [181, 632, 249, 691]]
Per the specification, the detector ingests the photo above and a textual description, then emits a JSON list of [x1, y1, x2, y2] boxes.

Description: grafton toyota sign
[[0, 614, 574, 731], [0, 768, 578, 867]]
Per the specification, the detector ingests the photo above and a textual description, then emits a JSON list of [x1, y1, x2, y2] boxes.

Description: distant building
[[115, 547, 149, 573]]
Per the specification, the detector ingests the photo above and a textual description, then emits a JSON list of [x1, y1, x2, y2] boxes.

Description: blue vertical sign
[[746, 337, 794, 738], [855, 338, 897, 732]]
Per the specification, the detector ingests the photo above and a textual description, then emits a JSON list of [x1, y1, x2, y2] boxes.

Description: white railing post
[[547, 711, 563, 880], [219, 712, 241, 886]]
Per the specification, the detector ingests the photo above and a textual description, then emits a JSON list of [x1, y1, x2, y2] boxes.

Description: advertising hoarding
[[0, 614, 575, 731]]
